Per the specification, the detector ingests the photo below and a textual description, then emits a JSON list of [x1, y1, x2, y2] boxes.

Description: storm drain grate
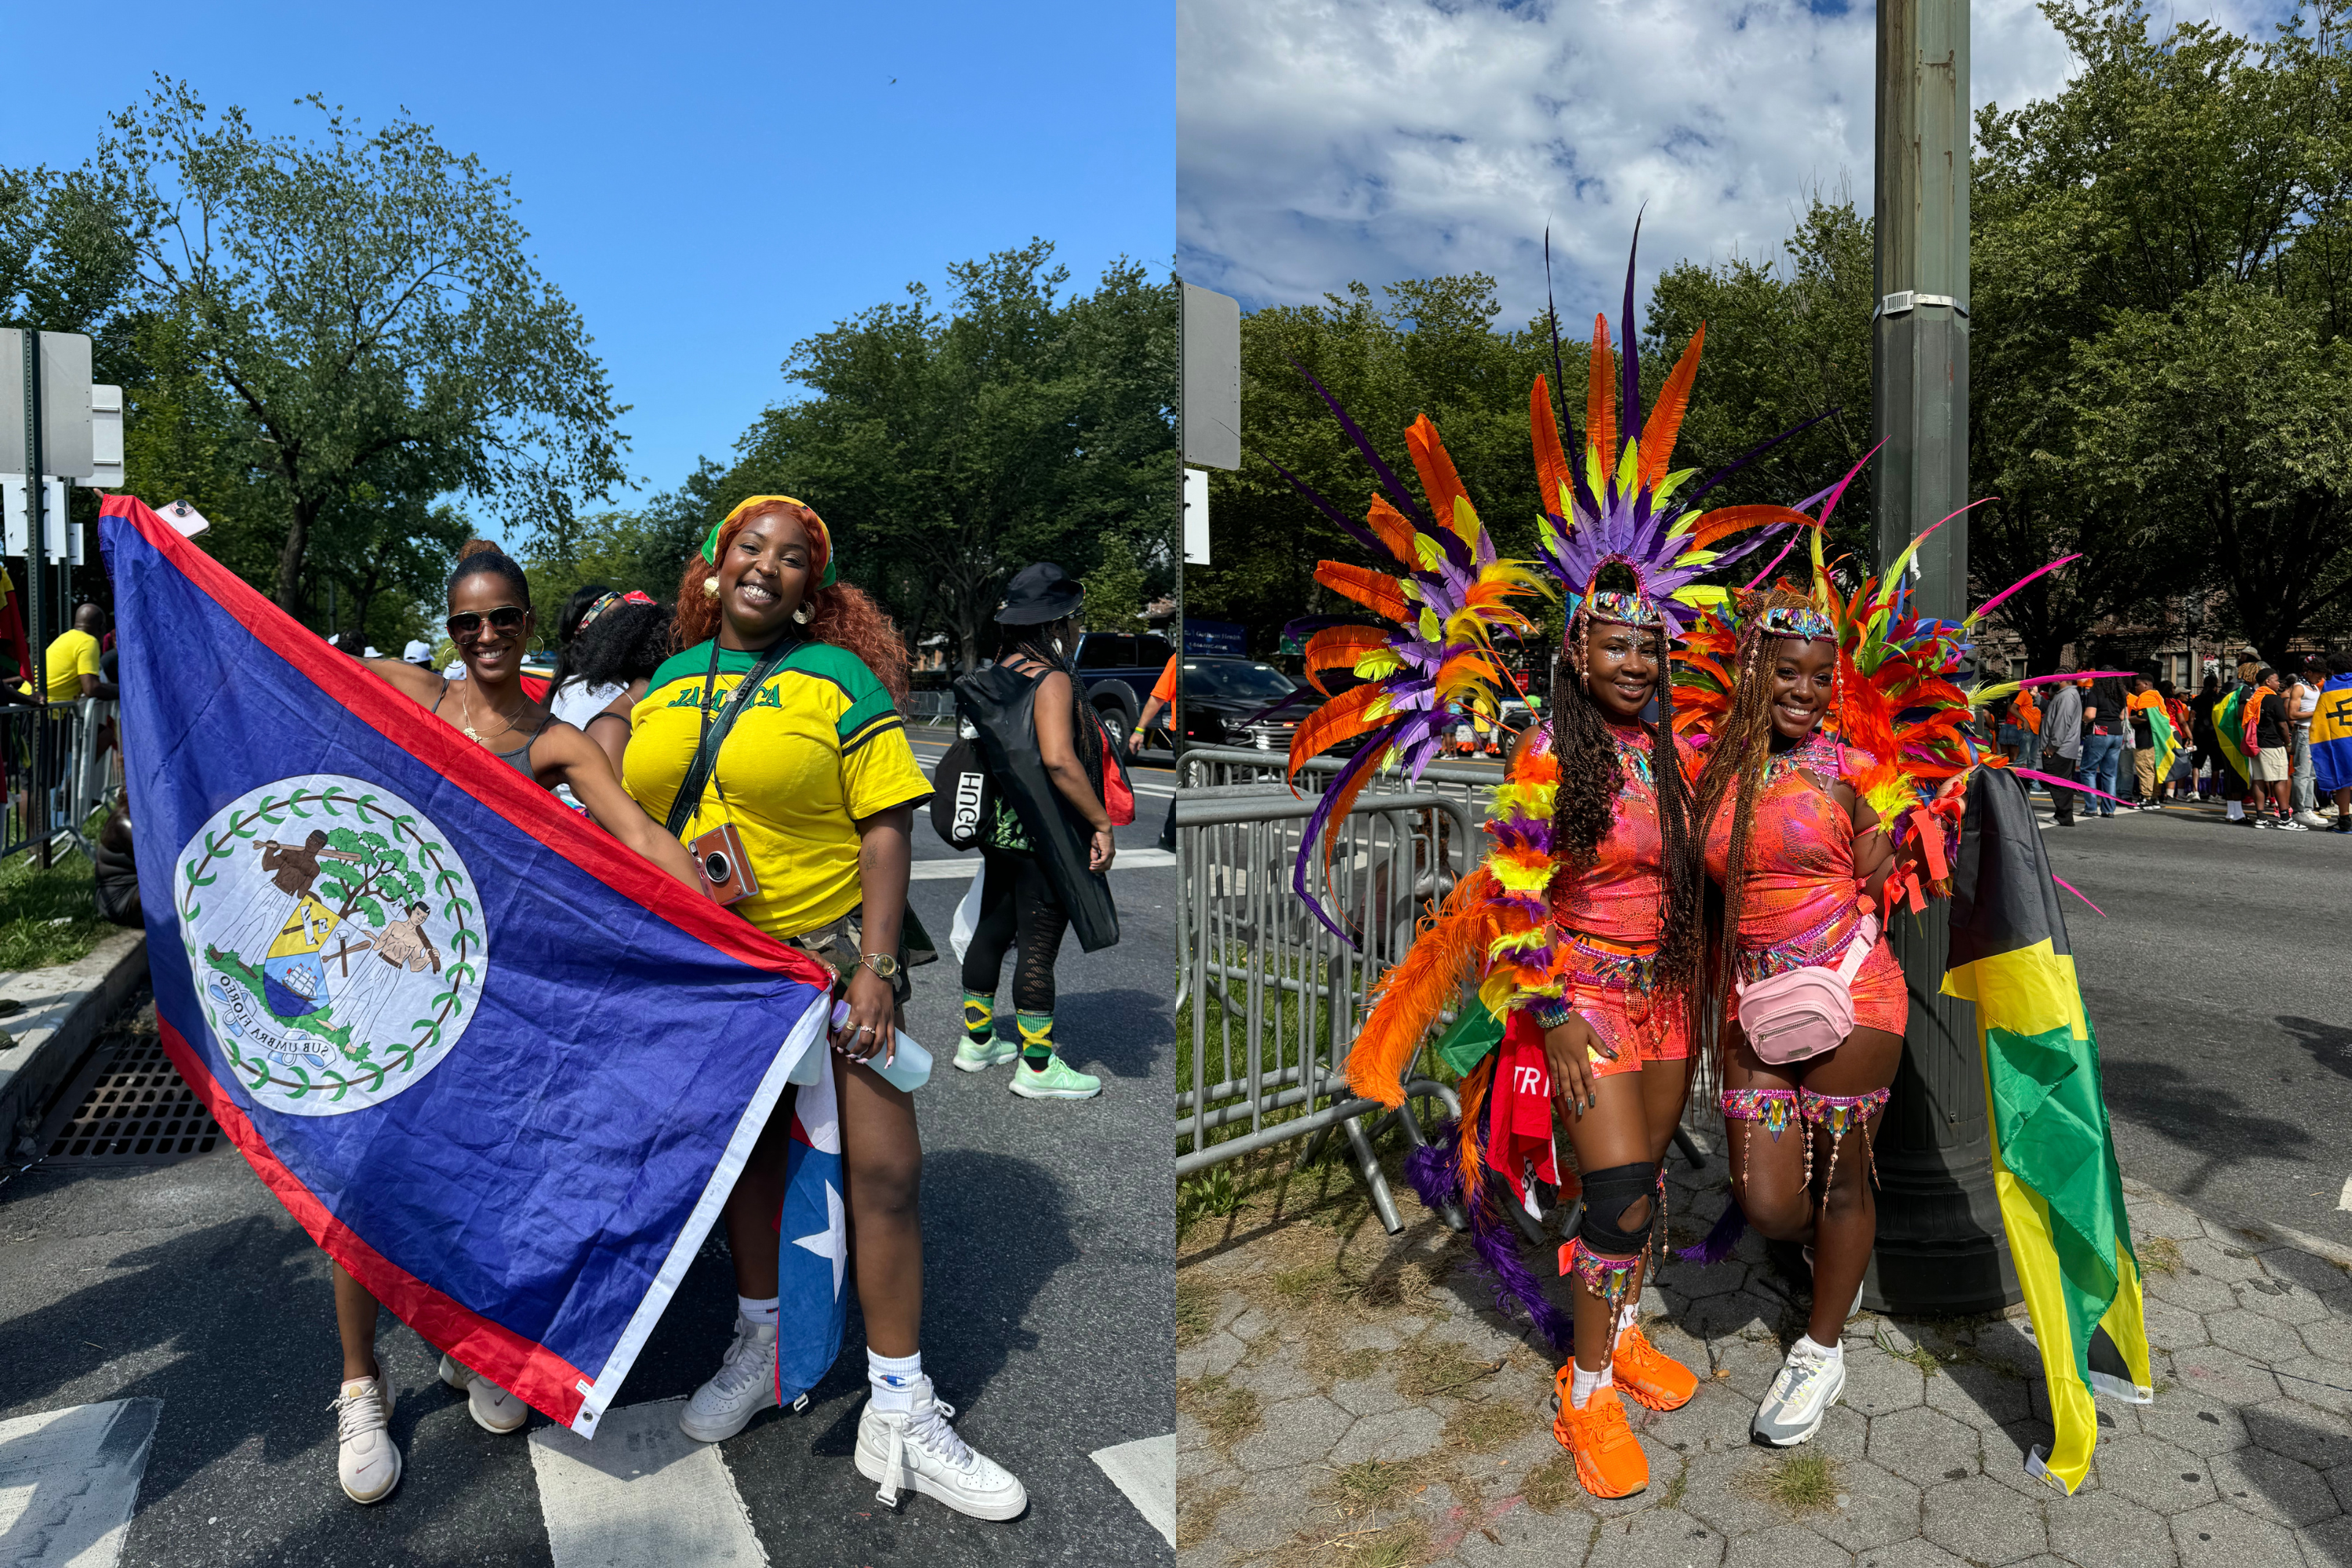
[[43, 1036, 223, 1163]]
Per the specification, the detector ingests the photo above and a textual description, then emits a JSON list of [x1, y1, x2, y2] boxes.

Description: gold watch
[[854, 953, 901, 981]]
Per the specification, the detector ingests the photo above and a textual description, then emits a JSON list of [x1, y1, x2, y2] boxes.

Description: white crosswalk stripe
[[0, 1399, 158, 1568], [528, 1399, 768, 1568], [1090, 1432, 1175, 1548]]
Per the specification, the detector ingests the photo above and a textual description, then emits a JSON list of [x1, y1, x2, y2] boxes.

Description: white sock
[[1568, 1361, 1613, 1408], [737, 1295, 779, 1328], [2226, 800, 2244, 820], [1793, 1334, 1842, 1364], [868, 1348, 924, 1413]]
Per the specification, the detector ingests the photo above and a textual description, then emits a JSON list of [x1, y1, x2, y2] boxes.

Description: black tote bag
[[953, 662, 1120, 953]]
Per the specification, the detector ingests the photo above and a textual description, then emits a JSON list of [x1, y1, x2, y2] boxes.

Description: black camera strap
[[664, 635, 798, 840]]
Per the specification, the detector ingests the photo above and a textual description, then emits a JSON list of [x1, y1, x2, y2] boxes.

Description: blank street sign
[[1180, 283, 1240, 470], [0, 328, 96, 480]]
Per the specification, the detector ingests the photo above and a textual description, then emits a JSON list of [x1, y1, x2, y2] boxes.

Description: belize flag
[[102, 494, 845, 1436]]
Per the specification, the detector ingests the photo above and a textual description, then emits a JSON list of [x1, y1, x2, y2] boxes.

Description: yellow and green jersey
[[626, 639, 931, 938]]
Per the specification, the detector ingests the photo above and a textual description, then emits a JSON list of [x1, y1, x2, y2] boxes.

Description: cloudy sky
[[1179, 0, 2283, 329]]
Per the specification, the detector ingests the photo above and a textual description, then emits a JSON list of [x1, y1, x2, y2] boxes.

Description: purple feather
[[1465, 1186, 1574, 1352], [1543, 227, 1578, 457], [1620, 212, 1644, 452], [1403, 1120, 1463, 1214], [1262, 451, 1392, 563], [1679, 409, 1835, 512], [1677, 1199, 1748, 1265], [1290, 739, 1392, 942], [1287, 356, 1472, 571]]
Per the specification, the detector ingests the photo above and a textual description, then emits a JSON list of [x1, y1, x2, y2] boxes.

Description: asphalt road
[[2035, 796, 2352, 1244], [0, 735, 1176, 1567]]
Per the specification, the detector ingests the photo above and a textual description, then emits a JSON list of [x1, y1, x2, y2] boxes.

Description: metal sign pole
[[20, 330, 47, 866]]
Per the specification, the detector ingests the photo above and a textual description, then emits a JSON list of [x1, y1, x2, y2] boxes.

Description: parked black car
[[1073, 630, 1175, 753], [1178, 657, 1333, 756]]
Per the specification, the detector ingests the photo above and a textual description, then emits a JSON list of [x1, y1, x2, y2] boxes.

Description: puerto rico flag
[[102, 494, 838, 1437]]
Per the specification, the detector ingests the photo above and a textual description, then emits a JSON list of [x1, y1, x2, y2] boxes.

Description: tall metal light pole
[[1864, 0, 2019, 1316]]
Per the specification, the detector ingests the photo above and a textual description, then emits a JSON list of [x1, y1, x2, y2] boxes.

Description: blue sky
[[1179, 0, 2282, 331], [2, 0, 1173, 522]]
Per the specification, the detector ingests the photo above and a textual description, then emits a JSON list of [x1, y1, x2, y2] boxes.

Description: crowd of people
[[1989, 655, 2352, 833]]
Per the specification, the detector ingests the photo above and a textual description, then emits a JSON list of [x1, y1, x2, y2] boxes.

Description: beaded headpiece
[[1759, 604, 1833, 641]]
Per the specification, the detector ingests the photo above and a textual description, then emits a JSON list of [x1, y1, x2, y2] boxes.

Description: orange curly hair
[[671, 503, 912, 704]]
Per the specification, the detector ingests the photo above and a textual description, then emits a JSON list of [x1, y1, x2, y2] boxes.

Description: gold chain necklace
[[458, 682, 528, 745]]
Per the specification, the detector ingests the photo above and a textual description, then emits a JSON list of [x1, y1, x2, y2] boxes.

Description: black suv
[[1073, 631, 1175, 753]]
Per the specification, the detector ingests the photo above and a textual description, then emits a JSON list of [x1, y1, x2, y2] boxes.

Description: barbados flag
[[103, 495, 840, 1436], [1942, 767, 2152, 1494], [2312, 673, 2352, 797]]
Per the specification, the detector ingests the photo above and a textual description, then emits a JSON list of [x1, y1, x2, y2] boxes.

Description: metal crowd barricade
[[0, 698, 121, 862], [901, 690, 957, 728], [1175, 781, 1475, 1232]]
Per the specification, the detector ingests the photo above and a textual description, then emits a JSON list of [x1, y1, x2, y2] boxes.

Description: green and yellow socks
[[953, 993, 1016, 1073], [1016, 1012, 1055, 1070]]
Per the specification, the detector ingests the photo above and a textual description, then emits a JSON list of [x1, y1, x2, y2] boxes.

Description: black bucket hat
[[995, 562, 1085, 626]]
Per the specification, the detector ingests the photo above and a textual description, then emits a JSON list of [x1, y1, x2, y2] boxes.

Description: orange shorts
[[1726, 935, 1909, 1040], [1534, 933, 1691, 1078]]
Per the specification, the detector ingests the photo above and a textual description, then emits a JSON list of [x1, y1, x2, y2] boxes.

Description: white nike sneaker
[[333, 1375, 401, 1504], [440, 1353, 528, 1434], [1751, 1341, 1846, 1447], [679, 1316, 779, 1442], [855, 1377, 1027, 1520]]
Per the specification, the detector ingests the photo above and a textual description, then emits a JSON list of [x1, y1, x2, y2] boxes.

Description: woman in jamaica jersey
[[622, 495, 1027, 1522]]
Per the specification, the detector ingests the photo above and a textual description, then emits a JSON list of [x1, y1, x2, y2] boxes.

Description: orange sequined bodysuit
[[1525, 720, 1695, 1073], [1700, 731, 1907, 1036]]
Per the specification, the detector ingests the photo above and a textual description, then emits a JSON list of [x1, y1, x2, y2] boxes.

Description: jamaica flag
[[1941, 767, 2153, 1494]]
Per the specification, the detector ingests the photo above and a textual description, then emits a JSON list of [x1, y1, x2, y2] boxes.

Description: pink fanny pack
[[1735, 914, 1879, 1065]]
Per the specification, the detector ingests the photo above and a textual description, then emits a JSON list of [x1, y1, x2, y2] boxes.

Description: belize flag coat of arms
[[102, 495, 844, 1437]]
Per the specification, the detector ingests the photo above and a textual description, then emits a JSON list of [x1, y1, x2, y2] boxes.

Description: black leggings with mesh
[[960, 847, 1069, 1013]]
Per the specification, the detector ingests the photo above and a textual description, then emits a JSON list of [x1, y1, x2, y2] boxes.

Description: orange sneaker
[[1610, 1324, 1698, 1411], [1551, 1374, 1648, 1498]]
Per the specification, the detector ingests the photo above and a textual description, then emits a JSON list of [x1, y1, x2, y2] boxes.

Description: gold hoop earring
[[702, 576, 720, 598], [793, 606, 811, 625]]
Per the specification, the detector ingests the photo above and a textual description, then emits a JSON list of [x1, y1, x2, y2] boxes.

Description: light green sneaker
[[1008, 1052, 1102, 1100], [954, 1035, 1017, 1073]]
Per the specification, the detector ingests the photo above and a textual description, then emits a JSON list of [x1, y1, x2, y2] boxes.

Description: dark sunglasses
[[445, 606, 528, 641]]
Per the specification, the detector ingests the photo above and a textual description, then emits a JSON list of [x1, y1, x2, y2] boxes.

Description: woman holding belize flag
[[622, 495, 1029, 1522]]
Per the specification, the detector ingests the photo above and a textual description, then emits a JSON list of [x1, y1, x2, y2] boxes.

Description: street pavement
[[0, 735, 1176, 1567]]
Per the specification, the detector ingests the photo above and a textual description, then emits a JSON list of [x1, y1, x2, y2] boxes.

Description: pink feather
[[1971, 554, 2081, 625], [2049, 873, 2106, 918], [2008, 765, 2132, 808]]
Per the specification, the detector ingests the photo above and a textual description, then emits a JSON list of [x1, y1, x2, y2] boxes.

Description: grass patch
[[1318, 1457, 1425, 1515], [1178, 1166, 1243, 1233], [1176, 1276, 1217, 1348], [1174, 1479, 1240, 1552], [1519, 1452, 1577, 1512], [1272, 1260, 1347, 1305], [0, 851, 107, 971], [1443, 1398, 1537, 1454], [1394, 1339, 1504, 1400], [1353, 1519, 1433, 1568], [1305, 1341, 1382, 1385], [1876, 1327, 1941, 1377], [2141, 1236, 2185, 1277], [1178, 1374, 1262, 1454], [1761, 1451, 1838, 1513], [1661, 1465, 1687, 1508]]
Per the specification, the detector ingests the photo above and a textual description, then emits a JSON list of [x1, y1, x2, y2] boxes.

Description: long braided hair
[[1004, 613, 1109, 801], [1547, 609, 1706, 1007], [1690, 586, 1824, 1030]]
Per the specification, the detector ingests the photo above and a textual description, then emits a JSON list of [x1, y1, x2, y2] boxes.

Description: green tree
[[724, 241, 1174, 670], [86, 78, 630, 614], [524, 458, 728, 612]]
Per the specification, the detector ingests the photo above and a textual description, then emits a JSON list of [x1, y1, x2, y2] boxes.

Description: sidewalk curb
[[0, 930, 149, 1162]]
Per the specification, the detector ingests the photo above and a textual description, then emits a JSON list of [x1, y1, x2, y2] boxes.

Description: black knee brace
[[1577, 1161, 1658, 1255]]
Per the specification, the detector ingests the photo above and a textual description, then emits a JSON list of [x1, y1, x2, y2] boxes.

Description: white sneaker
[[855, 1378, 1027, 1520], [1751, 1341, 1846, 1447], [440, 1353, 527, 1434], [2296, 811, 2330, 828], [679, 1316, 779, 1442], [333, 1375, 401, 1504]]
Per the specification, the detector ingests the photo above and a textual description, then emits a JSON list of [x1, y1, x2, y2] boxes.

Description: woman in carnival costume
[[1285, 248, 1824, 1497], [1675, 498, 2103, 1445]]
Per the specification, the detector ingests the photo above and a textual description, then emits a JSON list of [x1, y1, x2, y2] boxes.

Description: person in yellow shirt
[[626, 495, 1025, 1521], [22, 604, 116, 703]]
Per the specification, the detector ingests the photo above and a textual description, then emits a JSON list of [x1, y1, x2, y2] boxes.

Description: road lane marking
[[1090, 1433, 1174, 1547], [909, 849, 1174, 880], [528, 1399, 767, 1568], [0, 1399, 159, 1568], [2336, 1174, 2352, 1213]]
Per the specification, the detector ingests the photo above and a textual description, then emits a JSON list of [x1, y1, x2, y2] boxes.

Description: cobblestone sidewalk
[[1178, 1151, 2352, 1567]]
